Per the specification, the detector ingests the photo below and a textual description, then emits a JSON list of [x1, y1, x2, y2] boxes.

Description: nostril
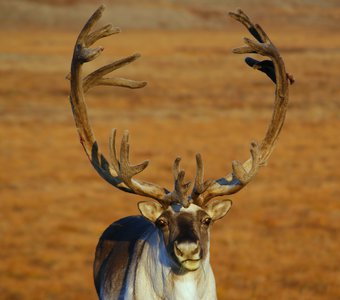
[[192, 242, 200, 255], [174, 241, 183, 257]]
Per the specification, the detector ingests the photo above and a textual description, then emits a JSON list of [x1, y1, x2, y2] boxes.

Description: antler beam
[[69, 5, 170, 201], [193, 9, 293, 206], [69, 5, 201, 208]]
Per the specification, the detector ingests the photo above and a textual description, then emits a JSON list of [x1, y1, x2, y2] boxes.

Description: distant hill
[[2, 0, 340, 30]]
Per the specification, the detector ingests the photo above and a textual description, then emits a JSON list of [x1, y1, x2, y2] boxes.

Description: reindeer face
[[138, 200, 232, 272]]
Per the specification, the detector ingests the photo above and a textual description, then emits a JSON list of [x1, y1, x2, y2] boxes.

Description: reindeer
[[68, 5, 293, 300]]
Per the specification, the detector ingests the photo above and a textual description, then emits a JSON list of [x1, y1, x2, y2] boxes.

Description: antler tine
[[109, 128, 120, 173], [109, 129, 161, 196], [109, 129, 149, 180], [231, 141, 263, 185], [195, 10, 292, 205], [164, 158, 192, 208], [173, 157, 181, 179], [77, 5, 105, 44], [120, 131, 150, 179], [69, 5, 170, 203], [192, 154, 213, 207], [229, 9, 267, 43], [83, 53, 147, 92], [86, 24, 121, 47]]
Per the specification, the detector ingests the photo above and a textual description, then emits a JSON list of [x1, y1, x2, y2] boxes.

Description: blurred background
[[0, 0, 339, 299]]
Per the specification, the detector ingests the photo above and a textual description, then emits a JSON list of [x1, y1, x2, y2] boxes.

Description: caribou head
[[68, 5, 293, 299], [139, 198, 231, 273]]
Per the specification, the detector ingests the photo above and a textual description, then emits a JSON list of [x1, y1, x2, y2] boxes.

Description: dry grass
[[0, 3, 340, 300]]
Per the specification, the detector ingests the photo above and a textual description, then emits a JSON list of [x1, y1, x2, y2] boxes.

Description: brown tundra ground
[[0, 3, 340, 300]]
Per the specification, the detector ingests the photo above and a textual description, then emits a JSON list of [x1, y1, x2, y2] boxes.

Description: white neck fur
[[129, 229, 217, 300]]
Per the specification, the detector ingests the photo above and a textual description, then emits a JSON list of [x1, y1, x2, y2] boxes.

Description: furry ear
[[205, 199, 232, 221], [138, 201, 164, 222]]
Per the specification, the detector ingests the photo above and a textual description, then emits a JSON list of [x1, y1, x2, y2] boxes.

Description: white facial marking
[[169, 203, 202, 214]]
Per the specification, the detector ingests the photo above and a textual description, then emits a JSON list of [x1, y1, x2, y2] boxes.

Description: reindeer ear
[[206, 199, 232, 221], [138, 201, 164, 222]]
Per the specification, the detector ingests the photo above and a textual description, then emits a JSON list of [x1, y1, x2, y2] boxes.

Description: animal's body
[[94, 213, 216, 300]]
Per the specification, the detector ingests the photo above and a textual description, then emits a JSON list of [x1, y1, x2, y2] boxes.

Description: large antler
[[70, 6, 292, 209], [69, 5, 175, 203], [192, 9, 293, 206], [69, 5, 199, 208]]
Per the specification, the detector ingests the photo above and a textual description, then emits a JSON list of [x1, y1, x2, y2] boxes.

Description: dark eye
[[156, 218, 168, 228], [202, 217, 212, 226]]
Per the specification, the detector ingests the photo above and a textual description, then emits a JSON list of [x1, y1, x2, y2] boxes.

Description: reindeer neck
[[132, 229, 217, 300]]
